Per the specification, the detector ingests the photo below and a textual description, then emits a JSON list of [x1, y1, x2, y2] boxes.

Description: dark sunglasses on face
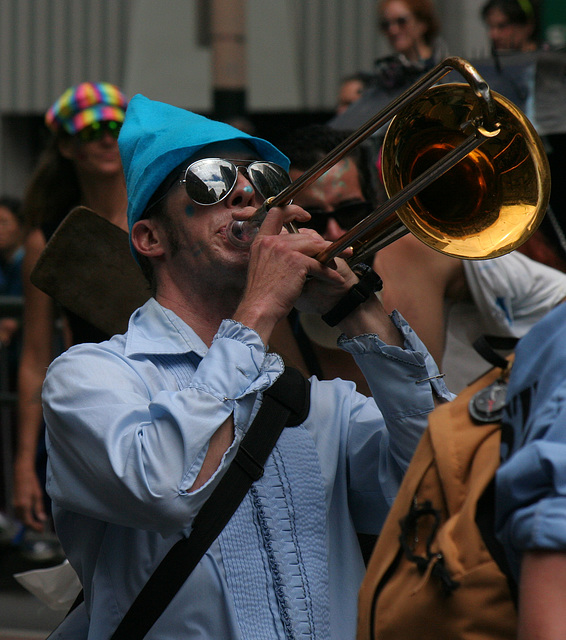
[[380, 15, 410, 31], [181, 157, 291, 206], [76, 120, 122, 143], [297, 201, 373, 235]]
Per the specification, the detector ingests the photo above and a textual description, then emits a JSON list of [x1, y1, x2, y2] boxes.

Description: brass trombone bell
[[378, 84, 549, 260], [315, 84, 550, 266], [226, 57, 550, 267]]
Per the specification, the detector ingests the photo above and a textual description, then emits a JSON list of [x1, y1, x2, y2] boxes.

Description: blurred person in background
[[330, 0, 448, 162], [0, 196, 24, 523], [336, 72, 374, 115], [376, 0, 446, 71], [479, 0, 566, 273], [481, 0, 541, 52], [12, 82, 128, 541], [0, 196, 25, 297], [0, 196, 25, 347]]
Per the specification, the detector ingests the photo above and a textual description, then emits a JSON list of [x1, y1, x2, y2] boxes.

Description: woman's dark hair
[[378, 0, 440, 46], [21, 133, 81, 232], [481, 0, 540, 43]]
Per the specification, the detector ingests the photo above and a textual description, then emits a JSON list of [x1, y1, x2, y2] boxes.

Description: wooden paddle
[[31, 206, 151, 336]]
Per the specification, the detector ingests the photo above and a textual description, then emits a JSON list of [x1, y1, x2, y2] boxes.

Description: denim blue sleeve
[[496, 400, 566, 580]]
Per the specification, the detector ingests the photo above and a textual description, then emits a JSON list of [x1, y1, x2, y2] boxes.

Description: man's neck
[[155, 279, 243, 348]]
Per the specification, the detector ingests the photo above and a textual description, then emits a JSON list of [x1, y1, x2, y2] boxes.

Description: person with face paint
[[276, 124, 566, 396], [13, 83, 129, 540], [41, 95, 451, 639]]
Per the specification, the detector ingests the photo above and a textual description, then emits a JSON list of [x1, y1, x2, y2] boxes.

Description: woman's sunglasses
[[297, 201, 373, 235], [76, 120, 122, 144], [181, 158, 291, 206], [379, 15, 410, 31]]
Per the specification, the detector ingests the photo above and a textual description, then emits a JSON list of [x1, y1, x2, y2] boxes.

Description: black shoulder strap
[[472, 335, 518, 370], [110, 366, 310, 639]]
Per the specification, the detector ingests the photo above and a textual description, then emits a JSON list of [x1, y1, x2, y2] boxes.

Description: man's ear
[[131, 219, 165, 259]]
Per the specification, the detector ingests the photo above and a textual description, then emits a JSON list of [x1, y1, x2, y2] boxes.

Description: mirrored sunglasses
[[76, 120, 122, 143], [181, 158, 291, 206], [297, 201, 373, 235]]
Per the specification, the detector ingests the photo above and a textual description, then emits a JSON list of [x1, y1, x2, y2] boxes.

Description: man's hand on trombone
[[232, 203, 403, 348]]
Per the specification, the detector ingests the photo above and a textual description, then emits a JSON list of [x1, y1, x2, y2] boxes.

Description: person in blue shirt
[[495, 300, 566, 640], [42, 95, 451, 639]]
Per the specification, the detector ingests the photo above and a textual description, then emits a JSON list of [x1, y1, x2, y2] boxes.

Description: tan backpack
[[357, 359, 517, 640]]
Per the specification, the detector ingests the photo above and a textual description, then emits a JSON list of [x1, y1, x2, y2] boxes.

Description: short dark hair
[[340, 72, 374, 89], [277, 124, 381, 207], [136, 162, 186, 291], [0, 195, 24, 227]]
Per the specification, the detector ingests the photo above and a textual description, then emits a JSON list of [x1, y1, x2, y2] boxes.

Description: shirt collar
[[124, 298, 209, 358]]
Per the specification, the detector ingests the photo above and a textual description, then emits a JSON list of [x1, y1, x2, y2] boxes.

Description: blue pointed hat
[[118, 94, 290, 234]]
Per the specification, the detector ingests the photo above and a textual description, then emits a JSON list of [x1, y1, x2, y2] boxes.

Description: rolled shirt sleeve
[[341, 310, 452, 465], [43, 311, 283, 537], [329, 310, 453, 532]]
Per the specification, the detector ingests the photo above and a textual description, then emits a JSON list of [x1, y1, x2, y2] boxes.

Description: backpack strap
[[470, 335, 519, 605]]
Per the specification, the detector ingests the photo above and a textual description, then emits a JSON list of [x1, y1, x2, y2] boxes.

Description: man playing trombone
[[41, 95, 451, 639]]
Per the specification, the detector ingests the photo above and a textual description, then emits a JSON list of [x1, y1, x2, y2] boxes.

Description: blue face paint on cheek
[[185, 205, 195, 217], [243, 186, 254, 194], [190, 241, 204, 258]]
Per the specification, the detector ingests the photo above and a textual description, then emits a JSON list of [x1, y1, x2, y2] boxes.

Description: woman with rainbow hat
[[13, 81, 129, 539]]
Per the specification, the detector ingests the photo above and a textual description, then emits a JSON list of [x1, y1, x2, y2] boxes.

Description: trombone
[[226, 57, 550, 265]]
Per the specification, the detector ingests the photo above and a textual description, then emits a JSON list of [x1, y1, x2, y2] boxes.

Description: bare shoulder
[[375, 235, 464, 293]]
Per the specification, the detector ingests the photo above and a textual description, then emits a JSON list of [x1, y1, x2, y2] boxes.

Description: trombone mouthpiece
[[226, 200, 272, 248], [225, 219, 260, 248]]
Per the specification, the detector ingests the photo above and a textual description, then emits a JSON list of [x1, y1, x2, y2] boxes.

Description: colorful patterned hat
[[45, 82, 128, 135]]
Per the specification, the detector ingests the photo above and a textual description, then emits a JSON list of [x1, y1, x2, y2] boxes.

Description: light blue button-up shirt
[[43, 298, 450, 639]]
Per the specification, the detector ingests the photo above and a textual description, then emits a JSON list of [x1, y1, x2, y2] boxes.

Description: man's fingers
[[307, 259, 346, 285], [253, 205, 310, 237]]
